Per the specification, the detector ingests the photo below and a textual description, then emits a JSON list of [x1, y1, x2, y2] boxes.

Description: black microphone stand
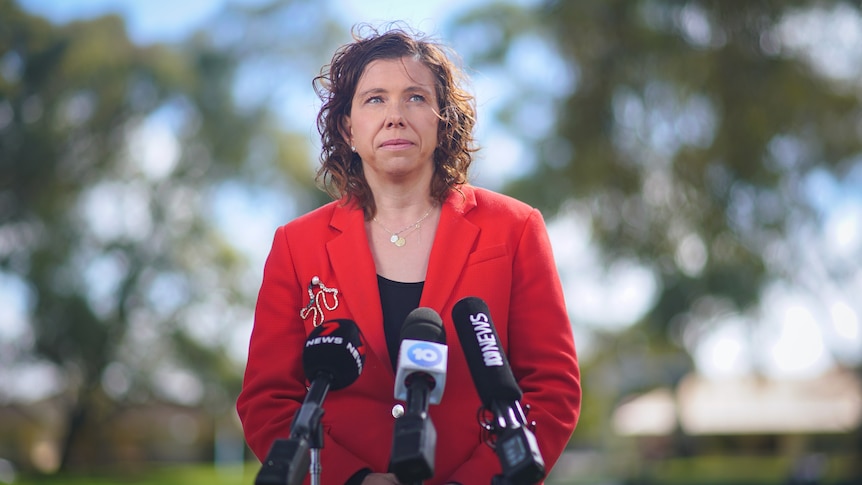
[[389, 376, 436, 484], [255, 378, 330, 485], [254, 436, 309, 485], [308, 417, 324, 485], [487, 401, 544, 485]]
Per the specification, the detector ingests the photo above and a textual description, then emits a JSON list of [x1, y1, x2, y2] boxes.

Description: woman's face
[[344, 56, 440, 184]]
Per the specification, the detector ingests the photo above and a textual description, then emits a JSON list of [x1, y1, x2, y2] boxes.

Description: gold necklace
[[373, 206, 434, 247]]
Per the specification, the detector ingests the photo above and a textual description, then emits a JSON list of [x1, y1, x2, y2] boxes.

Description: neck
[[365, 165, 434, 211], [373, 198, 436, 228], [372, 184, 434, 221]]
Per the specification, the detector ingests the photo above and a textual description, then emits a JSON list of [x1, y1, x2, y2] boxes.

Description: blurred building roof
[[613, 368, 862, 436]]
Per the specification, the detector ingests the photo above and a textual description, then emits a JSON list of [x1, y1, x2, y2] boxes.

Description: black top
[[377, 274, 424, 369]]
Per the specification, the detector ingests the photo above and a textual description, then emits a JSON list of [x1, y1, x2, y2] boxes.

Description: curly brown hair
[[313, 23, 478, 219]]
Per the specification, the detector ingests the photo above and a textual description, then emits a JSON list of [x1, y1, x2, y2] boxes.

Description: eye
[[366, 96, 383, 104], [409, 94, 426, 102]]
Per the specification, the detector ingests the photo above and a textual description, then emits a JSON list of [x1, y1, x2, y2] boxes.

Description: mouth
[[380, 139, 414, 149]]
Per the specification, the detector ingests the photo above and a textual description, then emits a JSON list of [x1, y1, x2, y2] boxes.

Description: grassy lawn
[[13, 463, 259, 485], [546, 452, 858, 485], [12, 454, 858, 485]]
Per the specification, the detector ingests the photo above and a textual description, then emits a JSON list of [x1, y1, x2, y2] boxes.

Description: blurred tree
[[0, 0, 340, 472], [451, 0, 862, 452]]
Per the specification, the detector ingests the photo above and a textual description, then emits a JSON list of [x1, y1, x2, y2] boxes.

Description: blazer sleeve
[[506, 208, 581, 471], [236, 226, 373, 484]]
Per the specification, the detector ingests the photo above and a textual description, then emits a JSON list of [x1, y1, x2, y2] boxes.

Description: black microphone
[[255, 319, 366, 485], [389, 307, 448, 483], [452, 297, 545, 484]]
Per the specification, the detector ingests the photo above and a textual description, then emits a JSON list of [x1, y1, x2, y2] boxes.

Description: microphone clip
[[477, 401, 545, 484], [477, 401, 537, 448]]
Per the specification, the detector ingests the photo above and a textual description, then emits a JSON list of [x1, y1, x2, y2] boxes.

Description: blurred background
[[1, 0, 861, 483]]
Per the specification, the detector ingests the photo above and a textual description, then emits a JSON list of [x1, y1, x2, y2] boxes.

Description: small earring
[[351, 145, 356, 152]]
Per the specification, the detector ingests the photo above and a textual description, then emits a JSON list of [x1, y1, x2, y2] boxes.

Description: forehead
[[356, 57, 437, 91]]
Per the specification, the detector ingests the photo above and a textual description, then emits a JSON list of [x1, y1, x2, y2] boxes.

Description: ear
[[339, 115, 353, 147]]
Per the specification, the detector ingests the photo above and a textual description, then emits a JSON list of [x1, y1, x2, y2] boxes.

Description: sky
[[16, 0, 491, 45], [5, 0, 862, 400]]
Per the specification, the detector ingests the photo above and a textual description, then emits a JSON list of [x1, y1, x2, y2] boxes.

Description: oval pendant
[[394, 237, 406, 247], [390, 234, 399, 244]]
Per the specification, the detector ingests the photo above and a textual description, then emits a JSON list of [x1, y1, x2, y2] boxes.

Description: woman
[[237, 24, 581, 485]]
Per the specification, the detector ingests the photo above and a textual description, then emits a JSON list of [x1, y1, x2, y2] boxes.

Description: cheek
[[426, 120, 441, 142], [414, 112, 438, 133], [347, 119, 365, 140], [355, 125, 376, 144], [351, 114, 379, 137]]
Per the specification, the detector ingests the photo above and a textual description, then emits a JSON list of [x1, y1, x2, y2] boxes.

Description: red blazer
[[237, 185, 581, 485]]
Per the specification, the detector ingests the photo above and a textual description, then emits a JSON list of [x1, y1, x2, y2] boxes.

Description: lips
[[380, 139, 414, 149]]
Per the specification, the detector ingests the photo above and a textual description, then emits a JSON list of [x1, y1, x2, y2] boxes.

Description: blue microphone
[[389, 307, 448, 483]]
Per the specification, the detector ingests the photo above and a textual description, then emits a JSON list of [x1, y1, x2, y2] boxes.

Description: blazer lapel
[[421, 186, 478, 315], [326, 202, 391, 375]]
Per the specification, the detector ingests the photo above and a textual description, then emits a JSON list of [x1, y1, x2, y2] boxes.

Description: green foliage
[[451, 0, 862, 463], [453, 0, 862, 367], [0, 0, 322, 472]]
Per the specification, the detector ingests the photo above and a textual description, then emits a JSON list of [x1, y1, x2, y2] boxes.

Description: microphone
[[255, 319, 366, 485], [393, 307, 448, 404], [302, 318, 366, 392], [452, 297, 545, 484], [389, 307, 448, 483]]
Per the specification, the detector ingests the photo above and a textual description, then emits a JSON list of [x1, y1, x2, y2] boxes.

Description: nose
[[385, 105, 405, 128]]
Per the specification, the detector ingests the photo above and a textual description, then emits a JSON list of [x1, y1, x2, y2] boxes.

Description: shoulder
[[275, 198, 365, 249], [281, 199, 352, 233], [456, 184, 537, 220]]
